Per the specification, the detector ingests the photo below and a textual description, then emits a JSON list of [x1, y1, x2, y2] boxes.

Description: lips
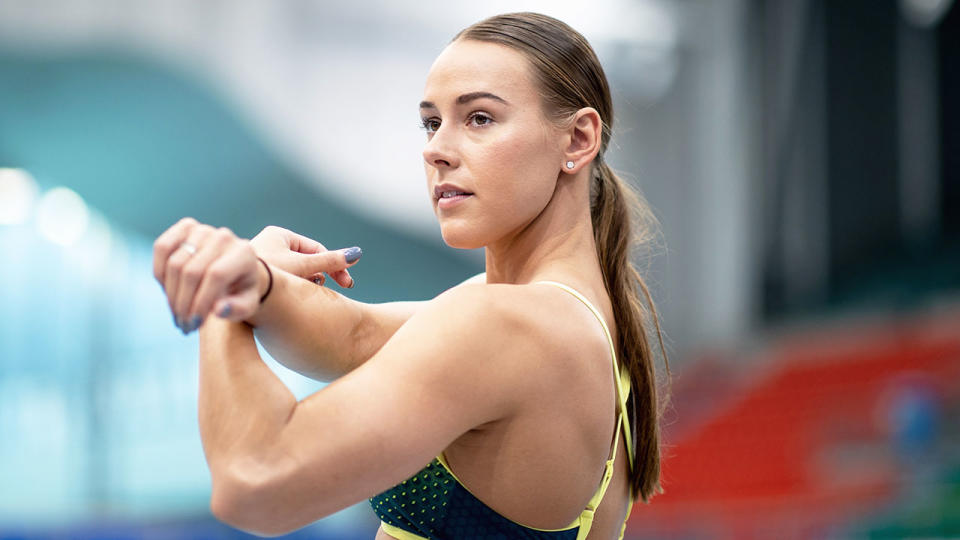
[[434, 183, 474, 200]]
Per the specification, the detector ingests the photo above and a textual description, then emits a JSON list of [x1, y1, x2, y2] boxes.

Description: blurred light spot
[[900, 0, 955, 27], [67, 210, 113, 274], [36, 187, 89, 246], [0, 168, 40, 225]]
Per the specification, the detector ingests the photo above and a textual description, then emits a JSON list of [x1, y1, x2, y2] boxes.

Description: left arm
[[199, 284, 536, 536], [197, 319, 297, 527]]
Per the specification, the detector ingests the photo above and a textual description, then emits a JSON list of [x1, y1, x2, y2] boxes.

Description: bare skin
[[153, 38, 633, 538]]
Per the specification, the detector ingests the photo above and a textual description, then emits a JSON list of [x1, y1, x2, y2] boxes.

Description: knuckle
[[207, 263, 230, 282], [153, 238, 173, 253], [213, 228, 233, 244], [182, 264, 203, 283], [167, 258, 184, 275]]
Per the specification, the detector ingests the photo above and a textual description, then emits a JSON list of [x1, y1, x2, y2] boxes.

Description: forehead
[[423, 39, 537, 104]]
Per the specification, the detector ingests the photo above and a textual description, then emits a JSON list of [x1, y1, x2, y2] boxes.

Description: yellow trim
[[617, 496, 635, 540], [380, 521, 428, 540], [535, 281, 636, 466], [436, 452, 581, 532]]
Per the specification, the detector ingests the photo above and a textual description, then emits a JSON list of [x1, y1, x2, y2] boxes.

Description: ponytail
[[592, 160, 670, 502], [456, 11, 672, 504]]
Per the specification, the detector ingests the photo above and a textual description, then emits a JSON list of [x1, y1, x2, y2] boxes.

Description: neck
[[484, 173, 602, 286]]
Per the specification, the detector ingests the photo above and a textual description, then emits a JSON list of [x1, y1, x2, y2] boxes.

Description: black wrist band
[[257, 257, 273, 304]]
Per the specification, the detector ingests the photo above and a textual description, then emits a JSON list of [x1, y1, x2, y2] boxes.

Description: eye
[[468, 112, 493, 127], [420, 117, 441, 133]]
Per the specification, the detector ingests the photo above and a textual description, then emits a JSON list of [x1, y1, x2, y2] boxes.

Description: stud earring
[[565, 161, 575, 169]]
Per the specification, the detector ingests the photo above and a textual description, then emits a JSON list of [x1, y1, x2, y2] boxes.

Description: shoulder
[[407, 283, 554, 370], [422, 282, 607, 381], [429, 281, 583, 340]]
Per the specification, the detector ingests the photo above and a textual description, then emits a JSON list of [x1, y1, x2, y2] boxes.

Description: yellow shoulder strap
[[535, 281, 634, 464], [534, 281, 636, 540]]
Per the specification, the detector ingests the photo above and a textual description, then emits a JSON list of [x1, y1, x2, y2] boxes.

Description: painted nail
[[348, 277, 356, 289], [188, 315, 202, 333], [313, 277, 324, 286], [343, 246, 362, 263], [173, 314, 181, 331], [218, 303, 232, 318]]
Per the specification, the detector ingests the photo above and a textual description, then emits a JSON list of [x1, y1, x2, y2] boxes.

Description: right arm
[[246, 268, 486, 382], [151, 218, 483, 382]]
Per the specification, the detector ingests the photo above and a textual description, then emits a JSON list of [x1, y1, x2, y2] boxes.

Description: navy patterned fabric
[[369, 458, 579, 540]]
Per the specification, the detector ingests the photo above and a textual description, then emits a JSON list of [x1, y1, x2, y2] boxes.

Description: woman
[[152, 12, 668, 539]]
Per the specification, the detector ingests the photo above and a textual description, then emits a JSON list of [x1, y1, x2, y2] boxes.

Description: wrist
[[199, 314, 247, 341], [257, 258, 274, 304]]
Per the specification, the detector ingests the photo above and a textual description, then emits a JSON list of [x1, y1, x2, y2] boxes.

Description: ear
[[561, 107, 603, 174]]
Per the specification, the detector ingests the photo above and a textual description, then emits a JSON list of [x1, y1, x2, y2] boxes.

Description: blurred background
[[1, 0, 958, 538]]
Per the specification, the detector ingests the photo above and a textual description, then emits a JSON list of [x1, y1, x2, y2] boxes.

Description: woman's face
[[420, 39, 566, 249]]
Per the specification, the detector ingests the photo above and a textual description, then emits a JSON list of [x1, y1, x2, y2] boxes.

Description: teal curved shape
[[0, 51, 480, 300]]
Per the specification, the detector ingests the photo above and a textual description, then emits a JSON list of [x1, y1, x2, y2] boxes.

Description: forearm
[[197, 318, 296, 488], [245, 265, 418, 381], [244, 265, 367, 380]]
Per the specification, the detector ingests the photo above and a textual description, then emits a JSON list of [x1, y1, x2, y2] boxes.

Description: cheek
[[475, 125, 558, 209], [436, 121, 560, 248]]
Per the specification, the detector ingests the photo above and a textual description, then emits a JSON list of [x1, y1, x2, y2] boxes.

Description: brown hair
[[454, 12, 671, 503]]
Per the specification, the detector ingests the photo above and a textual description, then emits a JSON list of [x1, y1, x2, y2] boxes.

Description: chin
[[439, 222, 487, 250]]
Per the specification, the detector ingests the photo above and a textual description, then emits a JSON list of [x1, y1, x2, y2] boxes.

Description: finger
[[175, 227, 237, 332], [207, 244, 264, 322], [308, 267, 351, 289], [298, 246, 361, 281], [152, 217, 198, 286], [282, 228, 329, 255], [192, 240, 260, 326], [211, 285, 260, 323], [164, 225, 214, 330], [329, 268, 354, 288]]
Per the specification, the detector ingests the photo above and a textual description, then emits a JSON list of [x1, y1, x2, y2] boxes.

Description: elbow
[[209, 459, 299, 537]]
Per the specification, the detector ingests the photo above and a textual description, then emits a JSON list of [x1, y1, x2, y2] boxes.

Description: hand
[[249, 226, 361, 289], [154, 218, 271, 334]]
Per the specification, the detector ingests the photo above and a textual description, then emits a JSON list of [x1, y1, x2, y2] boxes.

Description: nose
[[422, 128, 459, 170]]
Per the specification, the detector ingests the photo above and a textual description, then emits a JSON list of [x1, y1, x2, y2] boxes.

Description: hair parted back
[[454, 12, 671, 503]]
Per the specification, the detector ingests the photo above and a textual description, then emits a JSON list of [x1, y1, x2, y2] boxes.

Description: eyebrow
[[419, 91, 509, 110]]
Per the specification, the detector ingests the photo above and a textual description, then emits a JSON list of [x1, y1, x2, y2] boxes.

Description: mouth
[[434, 182, 473, 201], [436, 191, 473, 209], [437, 190, 473, 200]]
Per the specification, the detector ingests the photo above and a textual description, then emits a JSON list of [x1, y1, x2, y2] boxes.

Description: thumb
[[212, 289, 260, 322], [299, 246, 362, 277]]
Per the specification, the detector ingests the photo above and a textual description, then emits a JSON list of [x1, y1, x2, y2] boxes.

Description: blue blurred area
[[0, 24, 475, 540]]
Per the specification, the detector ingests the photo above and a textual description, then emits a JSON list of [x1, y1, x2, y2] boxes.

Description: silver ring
[[179, 241, 198, 255]]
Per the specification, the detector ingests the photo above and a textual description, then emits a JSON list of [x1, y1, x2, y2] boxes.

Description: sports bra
[[369, 280, 635, 540]]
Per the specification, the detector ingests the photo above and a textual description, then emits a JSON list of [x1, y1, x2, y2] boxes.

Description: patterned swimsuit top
[[369, 281, 636, 540]]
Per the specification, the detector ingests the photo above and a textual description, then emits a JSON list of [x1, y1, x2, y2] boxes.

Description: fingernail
[[173, 314, 182, 331], [343, 246, 362, 263], [348, 277, 356, 289], [313, 277, 325, 286], [188, 315, 202, 333], [218, 303, 232, 318]]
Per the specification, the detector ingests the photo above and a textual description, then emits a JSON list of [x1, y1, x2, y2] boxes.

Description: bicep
[[350, 272, 487, 366], [261, 285, 529, 528]]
